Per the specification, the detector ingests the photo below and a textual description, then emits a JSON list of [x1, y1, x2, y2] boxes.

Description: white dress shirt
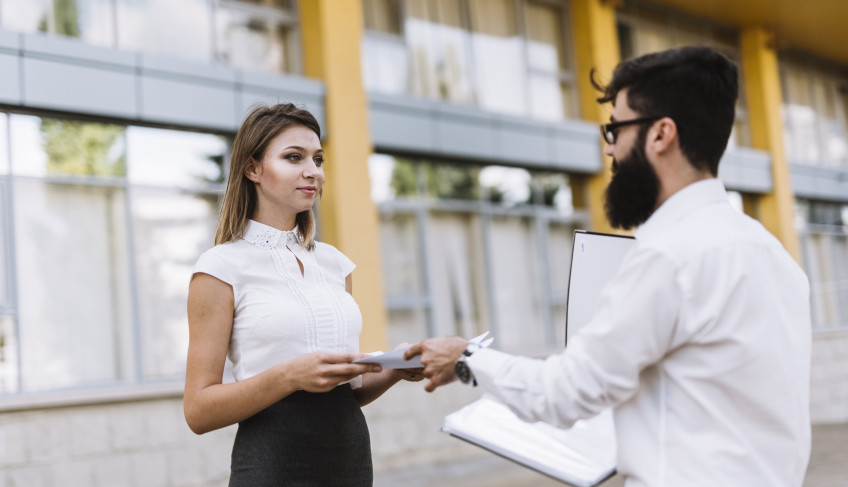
[[193, 220, 363, 387], [468, 179, 811, 486]]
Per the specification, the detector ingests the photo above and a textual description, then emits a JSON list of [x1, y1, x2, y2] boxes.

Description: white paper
[[567, 231, 635, 344], [354, 347, 423, 369], [442, 398, 616, 487]]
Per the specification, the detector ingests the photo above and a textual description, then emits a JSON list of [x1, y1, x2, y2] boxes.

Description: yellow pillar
[[740, 27, 802, 262], [300, 0, 388, 351], [571, 0, 621, 233]]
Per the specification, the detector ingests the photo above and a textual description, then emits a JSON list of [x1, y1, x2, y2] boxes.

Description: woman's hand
[[283, 351, 380, 393], [392, 367, 426, 382]]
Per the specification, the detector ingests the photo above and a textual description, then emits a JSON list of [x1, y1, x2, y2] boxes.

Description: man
[[405, 46, 811, 486]]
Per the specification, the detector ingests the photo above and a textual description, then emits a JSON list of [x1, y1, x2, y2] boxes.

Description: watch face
[[455, 359, 472, 384]]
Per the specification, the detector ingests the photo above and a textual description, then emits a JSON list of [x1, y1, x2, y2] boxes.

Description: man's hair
[[593, 46, 738, 176]]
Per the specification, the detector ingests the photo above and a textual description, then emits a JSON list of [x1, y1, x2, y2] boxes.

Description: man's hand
[[404, 337, 469, 392]]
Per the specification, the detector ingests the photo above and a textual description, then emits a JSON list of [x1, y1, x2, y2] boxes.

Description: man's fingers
[[404, 343, 423, 360], [425, 379, 437, 393]]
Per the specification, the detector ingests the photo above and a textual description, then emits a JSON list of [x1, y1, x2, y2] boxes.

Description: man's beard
[[604, 133, 661, 230]]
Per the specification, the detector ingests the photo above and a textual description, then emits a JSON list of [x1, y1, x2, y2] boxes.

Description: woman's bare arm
[[183, 273, 377, 434]]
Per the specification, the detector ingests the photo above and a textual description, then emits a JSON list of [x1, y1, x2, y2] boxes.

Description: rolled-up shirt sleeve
[[467, 245, 682, 429]]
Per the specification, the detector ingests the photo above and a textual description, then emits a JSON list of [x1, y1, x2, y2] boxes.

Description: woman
[[184, 103, 417, 486]]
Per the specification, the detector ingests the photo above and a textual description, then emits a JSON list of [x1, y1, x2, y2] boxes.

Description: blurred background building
[[0, 0, 846, 485]]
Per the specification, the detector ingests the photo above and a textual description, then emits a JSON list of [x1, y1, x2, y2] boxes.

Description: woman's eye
[[285, 154, 302, 162], [314, 157, 324, 167]]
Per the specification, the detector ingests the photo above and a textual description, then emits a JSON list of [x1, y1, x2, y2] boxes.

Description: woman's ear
[[244, 158, 261, 183]]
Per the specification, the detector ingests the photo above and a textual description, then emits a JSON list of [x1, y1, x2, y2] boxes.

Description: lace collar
[[242, 219, 301, 250]]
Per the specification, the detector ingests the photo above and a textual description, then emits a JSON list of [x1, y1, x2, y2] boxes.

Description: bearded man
[[406, 46, 812, 487]]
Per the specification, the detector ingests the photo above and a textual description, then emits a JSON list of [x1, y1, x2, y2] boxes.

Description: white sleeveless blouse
[[192, 220, 363, 387]]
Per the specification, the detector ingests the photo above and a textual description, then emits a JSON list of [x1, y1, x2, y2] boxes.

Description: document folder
[[441, 230, 635, 486]]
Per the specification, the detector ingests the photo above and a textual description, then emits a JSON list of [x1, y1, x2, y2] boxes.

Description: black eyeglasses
[[600, 116, 663, 144]]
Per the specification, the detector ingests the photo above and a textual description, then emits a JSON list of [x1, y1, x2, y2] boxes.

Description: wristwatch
[[454, 343, 481, 386]]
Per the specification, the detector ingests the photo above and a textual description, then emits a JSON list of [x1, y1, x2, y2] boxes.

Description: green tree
[[41, 119, 126, 177], [38, 0, 80, 37]]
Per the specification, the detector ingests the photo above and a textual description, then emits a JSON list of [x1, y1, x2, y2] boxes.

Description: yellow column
[[571, 0, 621, 233], [300, 0, 388, 351], [740, 27, 802, 262]]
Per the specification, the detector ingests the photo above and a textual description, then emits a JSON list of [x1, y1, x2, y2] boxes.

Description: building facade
[[0, 0, 846, 485]]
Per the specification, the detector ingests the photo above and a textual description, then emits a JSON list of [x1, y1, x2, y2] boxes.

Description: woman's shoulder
[[313, 241, 356, 276]]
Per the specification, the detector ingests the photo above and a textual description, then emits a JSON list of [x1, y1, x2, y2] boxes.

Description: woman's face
[[248, 125, 324, 222]]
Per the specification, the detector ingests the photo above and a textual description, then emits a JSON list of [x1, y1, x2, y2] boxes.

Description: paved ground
[[375, 422, 847, 486]]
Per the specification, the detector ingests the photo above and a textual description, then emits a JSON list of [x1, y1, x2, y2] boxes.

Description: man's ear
[[650, 117, 678, 154], [244, 158, 261, 183]]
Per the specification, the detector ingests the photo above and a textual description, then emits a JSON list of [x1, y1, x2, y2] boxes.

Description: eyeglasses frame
[[600, 116, 664, 144]]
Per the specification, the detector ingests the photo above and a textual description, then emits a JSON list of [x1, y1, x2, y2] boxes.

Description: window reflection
[[10, 115, 126, 178], [132, 189, 220, 379], [469, 0, 525, 116], [480, 166, 531, 206], [0, 316, 17, 393], [369, 153, 582, 355], [782, 64, 848, 168], [14, 181, 134, 391], [0, 0, 115, 47], [406, 0, 475, 104], [215, 2, 296, 73], [126, 126, 227, 188], [116, 0, 213, 62], [0, 113, 8, 175]]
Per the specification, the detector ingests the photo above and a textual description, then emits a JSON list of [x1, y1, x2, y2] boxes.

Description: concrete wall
[[0, 382, 487, 487], [810, 330, 848, 423]]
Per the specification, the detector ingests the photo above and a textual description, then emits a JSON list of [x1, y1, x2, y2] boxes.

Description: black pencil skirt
[[228, 384, 372, 487]]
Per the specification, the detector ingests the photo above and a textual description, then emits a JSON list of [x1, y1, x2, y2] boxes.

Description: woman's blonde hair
[[215, 103, 322, 249]]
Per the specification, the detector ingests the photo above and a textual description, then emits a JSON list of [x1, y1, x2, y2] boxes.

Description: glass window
[[215, 1, 298, 73], [468, 0, 526, 116], [10, 115, 126, 178], [0, 113, 8, 175], [525, 1, 575, 120], [370, 153, 586, 355], [132, 189, 220, 379], [364, 0, 402, 34], [480, 165, 531, 206], [782, 64, 848, 168], [488, 214, 546, 352], [362, 0, 409, 94], [0, 183, 9, 310], [126, 127, 226, 188], [0, 316, 18, 393], [406, 0, 475, 104], [116, 0, 213, 63], [0, 0, 115, 47], [13, 180, 134, 391], [798, 200, 848, 330]]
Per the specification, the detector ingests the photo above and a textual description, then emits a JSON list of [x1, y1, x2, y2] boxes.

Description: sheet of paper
[[442, 397, 616, 487], [354, 347, 423, 369]]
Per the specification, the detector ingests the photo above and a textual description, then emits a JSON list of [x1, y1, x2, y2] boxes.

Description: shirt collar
[[635, 178, 728, 242], [242, 219, 301, 250]]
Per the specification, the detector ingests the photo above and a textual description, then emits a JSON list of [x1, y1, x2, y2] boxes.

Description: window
[[616, 5, 752, 148], [1, 0, 300, 74], [782, 63, 848, 168], [116, 0, 214, 63], [361, 0, 580, 121], [214, 0, 300, 73], [797, 200, 848, 330], [369, 154, 584, 354], [0, 0, 116, 48], [0, 112, 227, 393]]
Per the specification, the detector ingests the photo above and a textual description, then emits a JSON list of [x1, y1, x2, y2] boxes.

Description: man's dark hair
[[593, 46, 738, 176]]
